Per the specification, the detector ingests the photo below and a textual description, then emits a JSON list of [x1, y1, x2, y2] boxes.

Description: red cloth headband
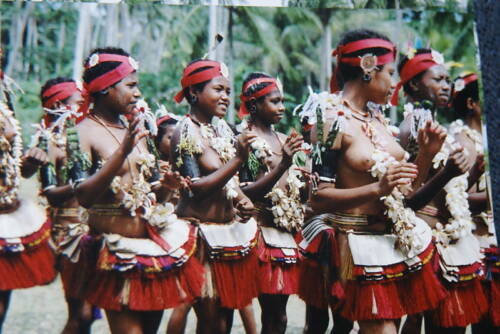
[[330, 38, 396, 93], [239, 78, 279, 118], [78, 53, 137, 122], [174, 60, 225, 103], [42, 82, 80, 109], [391, 53, 438, 106], [156, 115, 172, 126]]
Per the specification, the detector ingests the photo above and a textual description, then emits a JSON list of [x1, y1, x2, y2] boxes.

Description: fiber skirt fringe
[[195, 218, 260, 309], [0, 219, 56, 290], [297, 215, 343, 310], [341, 243, 446, 321], [257, 231, 299, 295], [85, 223, 204, 311]]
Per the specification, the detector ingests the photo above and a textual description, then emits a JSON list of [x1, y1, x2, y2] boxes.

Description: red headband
[[42, 82, 80, 109], [78, 53, 137, 121], [156, 115, 172, 126], [239, 78, 279, 118], [174, 60, 226, 103], [452, 73, 478, 99], [390, 52, 440, 106], [330, 38, 396, 93]]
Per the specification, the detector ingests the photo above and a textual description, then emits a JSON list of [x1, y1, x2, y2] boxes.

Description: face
[[368, 62, 396, 105], [413, 64, 451, 108], [158, 124, 176, 160], [193, 76, 230, 118], [106, 72, 141, 115], [255, 89, 285, 125]]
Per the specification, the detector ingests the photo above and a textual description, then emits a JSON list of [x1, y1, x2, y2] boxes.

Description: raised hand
[[120, 115, 149, 156], [417, 120, 447, 157], [377, 162, 418, 196], [236, 130, 257, 160], [444, 147, 473, 177], [282, 129, 304, 165], [23, 147, 49, 166]]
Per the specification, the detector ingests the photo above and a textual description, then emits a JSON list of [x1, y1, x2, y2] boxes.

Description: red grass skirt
[[0, 220, 56, 290], [59, 235, 93, 300], [85, 224, 205, 311], [484, 246, 500, 326], [432, 278, 488, 327], [257, 233, 299, 295], [205, 245, 260, 309], [341, 243, 446, 321], [297, 226, 343, 310]]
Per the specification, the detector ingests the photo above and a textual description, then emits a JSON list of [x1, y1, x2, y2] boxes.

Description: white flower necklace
[[196, 116, 239, 200], [362, 110, 425, 257], [406, 107, 475, 246], [241, 119, 305, 232], [0, 101, 22, 207]]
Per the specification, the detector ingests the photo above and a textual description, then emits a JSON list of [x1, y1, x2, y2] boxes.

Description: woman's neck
[[92, 104, 121, 125], [342, 81, 371, 114], [249, 116, 273, 134], [190, 107, 212, 125], [465, 114, 482, 133]]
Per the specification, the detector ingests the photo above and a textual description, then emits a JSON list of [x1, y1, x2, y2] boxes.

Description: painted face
[[106, 72, 141, 115], [255, 89, 285, 125], [158, 124, 176, 161], [194, 76, 230, 119], [368, 62, 396, 105], [415, 64, 451, 108]]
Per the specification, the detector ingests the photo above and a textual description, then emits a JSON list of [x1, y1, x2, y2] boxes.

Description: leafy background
[[0, 1, 478, 144]]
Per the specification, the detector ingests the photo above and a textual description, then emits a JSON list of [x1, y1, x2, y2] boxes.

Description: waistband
[[327, 211, 389, 233], [417, 205, 439, 218], [52, 207, 84, 218], [87, 204, 128, 217]]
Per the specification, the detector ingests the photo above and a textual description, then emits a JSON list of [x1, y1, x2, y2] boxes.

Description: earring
[[362, 73, 372, 82], [250, 105, 257, 114], [190, 95, 198, 104]]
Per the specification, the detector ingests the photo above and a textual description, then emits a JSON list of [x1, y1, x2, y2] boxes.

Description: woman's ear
[[408, 78, 419, 94], [466, 97, 476, 111]]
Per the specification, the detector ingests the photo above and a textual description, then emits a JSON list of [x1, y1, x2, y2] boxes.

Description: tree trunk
[[73, 4, 92, 80], [5, 1, 34, 77], [207, 0, 218, 59], [227, 7, 235, 124]]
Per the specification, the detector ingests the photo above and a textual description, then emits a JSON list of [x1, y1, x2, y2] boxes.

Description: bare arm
[[75, 117, 147, 208]]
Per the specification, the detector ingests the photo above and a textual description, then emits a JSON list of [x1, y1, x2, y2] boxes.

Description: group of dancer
[[0, 28, 498, 334]]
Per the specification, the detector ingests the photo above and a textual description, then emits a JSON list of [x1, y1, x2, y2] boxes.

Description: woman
[[450, 73, 499, 333], [396, 49, 488, 333], [298, 29, 452, 334], [74, 47, 204, 334], [38, 77, 96, 334], [0, 78, 56, 330], [170, 59, 257, 334], [238, 72, 304, 334]]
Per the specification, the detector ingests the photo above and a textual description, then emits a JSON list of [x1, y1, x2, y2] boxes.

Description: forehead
[[207, 75, 229, 87], [424, 64, 449, 78], [68, 91, 83, 100], [119, 71, 139, 85], [383, 62, 395, 72], [265, 89, 283, 99]]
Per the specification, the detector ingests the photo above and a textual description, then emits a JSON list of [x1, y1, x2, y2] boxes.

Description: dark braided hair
[[397, 48, 432, 96], [40, 77, 74, 105], [182, 59, 218, 105], [452, 74, 479, 120], [241, 72, 273, 112], [335, 29, 393, 89], [82, 47, 130, 98]]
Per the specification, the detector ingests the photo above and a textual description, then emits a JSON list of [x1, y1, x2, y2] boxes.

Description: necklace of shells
[[0, 102, 23, 207], [406, 104, 474, 246], [191, 115, 239, 200], [241, 118, 305, 232]]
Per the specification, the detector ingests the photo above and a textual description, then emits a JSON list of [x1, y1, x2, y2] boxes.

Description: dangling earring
[[362, 73, 372, 82], [190, 95, 198, 104], [250, 104, 257, 115]]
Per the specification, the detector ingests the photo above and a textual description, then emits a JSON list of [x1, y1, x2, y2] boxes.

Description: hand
[[161, 169, 191, 190], [444, 147, 473, 177], [417, 120, 447, 157], [282, 130, 304, 165], [120, 115, 149, 156], [236, 130, 257, 160], [377, 162, 418, 196], [235, 197, 255, 221], [472, 153, 485, 175], [23, 147, 49, 166]]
